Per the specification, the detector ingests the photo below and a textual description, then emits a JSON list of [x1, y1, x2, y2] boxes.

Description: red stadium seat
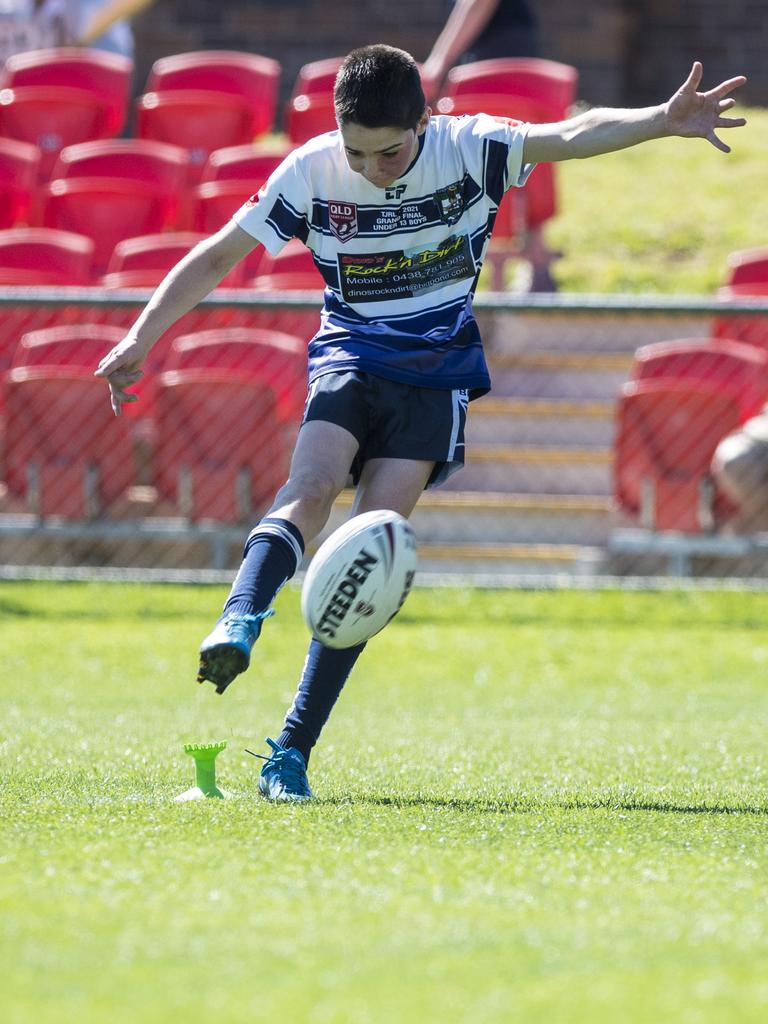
[[49, 139, 189, 231], [254, 238, 319, 278], [724, 248, 768, 287], [3, 366, 137, 518], [52, 138, 188, 191], [436, 90, 550, 123], [249, 270, 325, 293], [153, 368, 288, 522], [201, 141, 292, 183], [0, 267, 69, 285], [290, 57, 344, 99], [0, 86, 114, 178], [632, 337, 768, 422], [103, 231, 246, 287], [108, 232, 204, 274], [613, 379, 740, 532], [712, 284, 768, 351], [1, 47, 132, 138], [135, 90, 256, 183], [285, 94, 337, 145], [145, 50, 280, 138], [163, 326, 307, 425], [189, 179, 254, 233], [0, 138, 40, 227], [100, 269, 171, 290], [11, 323, 125, 370], [0, 226, 94, 284], [289, 56, 431, 106], [39, 177, 177, 274], [439, 57, 578, 120], [245, 271, 323, 339]]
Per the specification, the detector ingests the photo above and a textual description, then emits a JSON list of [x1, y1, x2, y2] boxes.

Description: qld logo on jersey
[[434, 182, 465, 226], [329, 201, 359, 242]]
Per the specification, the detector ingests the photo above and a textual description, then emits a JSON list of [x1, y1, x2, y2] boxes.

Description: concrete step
[[447, 444, 613, 494], [479, 309, 707, 354], [416, 541, 606, 577], [487, 351, 631, 400], [328, 490, 612, 545], [468, 396, 615, 446]]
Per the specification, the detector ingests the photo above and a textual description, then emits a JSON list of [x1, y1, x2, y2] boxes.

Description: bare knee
[[269, 465, 345, 539]]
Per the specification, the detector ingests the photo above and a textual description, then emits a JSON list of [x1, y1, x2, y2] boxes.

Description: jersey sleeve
[[451, 113, 535, 206], [233, 151, 312, 256]]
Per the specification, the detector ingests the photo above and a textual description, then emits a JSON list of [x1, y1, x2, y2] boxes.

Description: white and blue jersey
[[234, 114, 533, 396]]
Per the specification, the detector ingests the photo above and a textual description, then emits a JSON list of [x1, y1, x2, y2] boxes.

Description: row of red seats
[[0, 51, 579, 276], [0, 222, 323, 289], [0, 136, 296, 270], [0, 49, 576, 171], [0, 48, 281, 179], [0, 282, 320, 380], [0, 324, 308, 522], [613, 324, 768, 534]]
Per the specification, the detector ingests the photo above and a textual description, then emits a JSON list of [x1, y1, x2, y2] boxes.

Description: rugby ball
[[301, 510, 417, 648]]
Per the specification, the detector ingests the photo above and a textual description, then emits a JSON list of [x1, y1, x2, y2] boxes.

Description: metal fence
[[2, 287, 768, 584]]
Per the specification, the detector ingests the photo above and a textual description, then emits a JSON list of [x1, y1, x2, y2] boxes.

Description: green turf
[[2, 581, 767, 1023], [547, 104, 768, 294]]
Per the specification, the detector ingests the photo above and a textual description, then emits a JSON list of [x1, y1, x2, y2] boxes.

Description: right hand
[[94, 336, 148, 417]]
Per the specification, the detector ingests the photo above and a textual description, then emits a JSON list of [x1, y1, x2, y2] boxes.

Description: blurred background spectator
[[422, 0, 540, 101], [76, 0, 155, 59], [0, 0, 78, 64], [423, 1, 558, 291], [712, 408, 768, 532]]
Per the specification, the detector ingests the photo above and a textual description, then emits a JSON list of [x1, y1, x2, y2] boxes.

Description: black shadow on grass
[[316, 794, 768, 816]]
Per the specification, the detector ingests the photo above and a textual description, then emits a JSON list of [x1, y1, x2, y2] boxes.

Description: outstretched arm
[[94, 221, 258, 416], [523, 62, 746, 164]]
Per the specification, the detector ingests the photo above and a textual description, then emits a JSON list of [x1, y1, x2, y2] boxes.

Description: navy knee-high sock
[[222, 516, 305, 619], [277, 639, 366, 764]]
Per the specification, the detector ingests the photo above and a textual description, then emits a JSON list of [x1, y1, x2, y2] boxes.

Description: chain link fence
[[2, 288, 768, 583]]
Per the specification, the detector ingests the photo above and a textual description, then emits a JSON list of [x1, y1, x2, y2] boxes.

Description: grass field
[[547, 104, 768, 294], [2, 580, 767, 1023]]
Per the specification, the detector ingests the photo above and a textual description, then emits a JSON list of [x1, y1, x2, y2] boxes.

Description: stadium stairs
[[319, 305, 711, 580]]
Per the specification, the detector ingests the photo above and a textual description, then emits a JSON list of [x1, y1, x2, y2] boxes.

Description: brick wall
[[132, 0, 765, 114]]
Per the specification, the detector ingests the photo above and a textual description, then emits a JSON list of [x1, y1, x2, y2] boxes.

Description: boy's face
[[340, 109, 430, 188]]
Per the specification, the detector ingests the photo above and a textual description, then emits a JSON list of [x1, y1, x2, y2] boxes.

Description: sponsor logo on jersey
[[329, 201, 359, 242], [434, 181, 465, 226], [384, 184, 407, 200], [338, 233, 475, 303]]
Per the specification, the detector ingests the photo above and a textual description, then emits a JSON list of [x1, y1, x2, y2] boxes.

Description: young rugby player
[[96, 45, 745, 801]]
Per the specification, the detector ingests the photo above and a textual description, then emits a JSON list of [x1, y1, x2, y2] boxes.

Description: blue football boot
[[252, 738, 313, 802], [197, 610, 273, 694]]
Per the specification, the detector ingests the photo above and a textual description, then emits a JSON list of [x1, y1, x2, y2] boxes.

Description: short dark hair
[[334, 45, 426, 131]]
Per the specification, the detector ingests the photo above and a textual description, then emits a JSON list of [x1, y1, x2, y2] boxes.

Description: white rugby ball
[[301, 510, 417, 648]]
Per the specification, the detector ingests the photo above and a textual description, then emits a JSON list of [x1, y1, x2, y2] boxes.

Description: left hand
[[665, 61, 747, 152]]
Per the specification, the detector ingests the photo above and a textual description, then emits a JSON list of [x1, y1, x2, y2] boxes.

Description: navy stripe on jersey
[[310, 173, 484, 239], [323, 292, 472, 338], [483, 139, 510, 206], [264, 195, 310, 243], [307, 317, 490, 395]]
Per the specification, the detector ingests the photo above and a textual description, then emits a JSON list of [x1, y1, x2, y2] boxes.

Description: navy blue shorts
[[302, 371, 469, 488]]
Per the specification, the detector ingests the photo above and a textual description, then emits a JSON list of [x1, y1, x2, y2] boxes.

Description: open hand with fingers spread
[[665, 61, 747, 152], [94, 337, 147, 417]]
